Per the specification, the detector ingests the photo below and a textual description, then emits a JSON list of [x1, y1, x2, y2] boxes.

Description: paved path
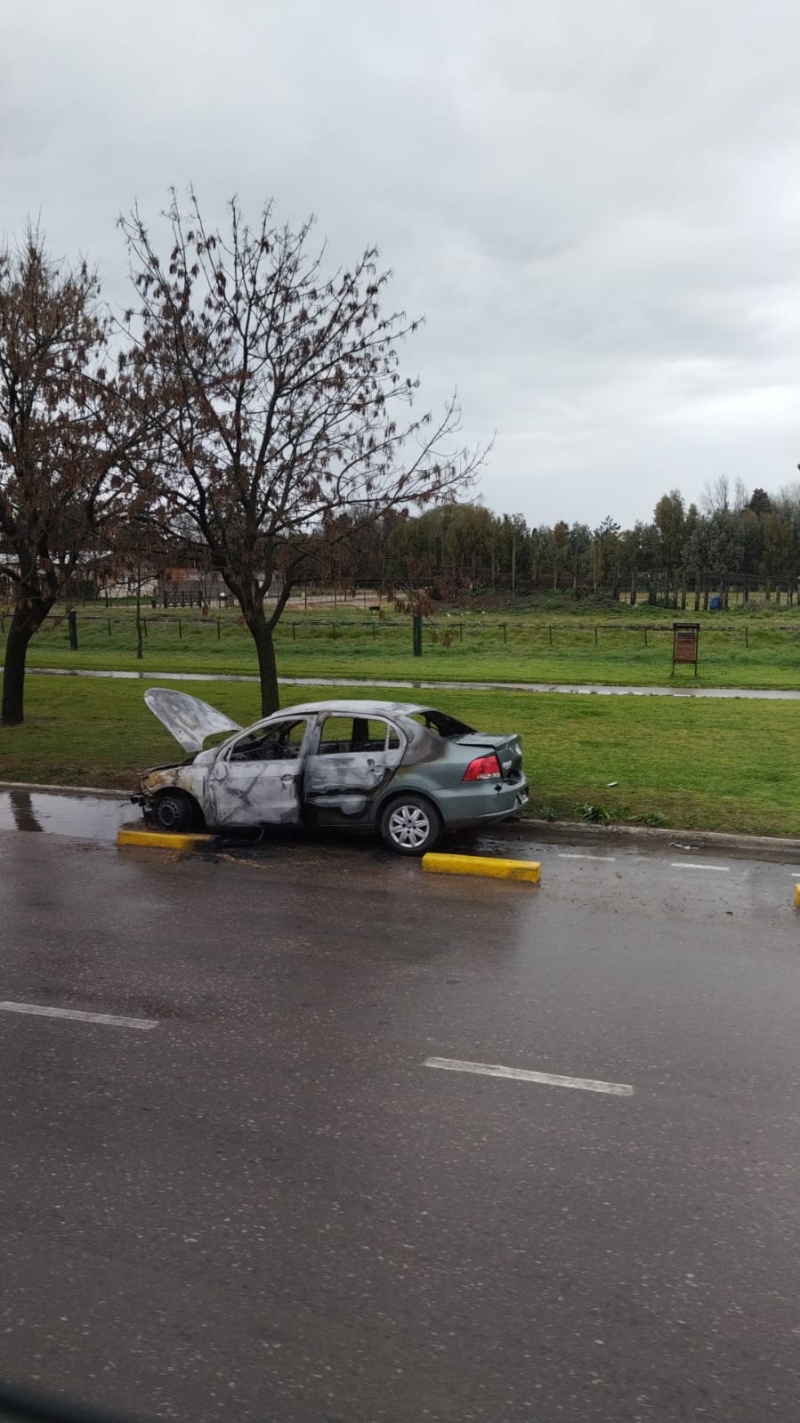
[[23, 665, 800, 699]]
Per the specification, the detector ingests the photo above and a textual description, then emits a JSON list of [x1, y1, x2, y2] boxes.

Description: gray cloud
[[2, 0, 797, 526]]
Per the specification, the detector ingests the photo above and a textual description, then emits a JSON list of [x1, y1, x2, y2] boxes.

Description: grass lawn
[[7, 604, 800, 689], [1, 674, 799, 838]]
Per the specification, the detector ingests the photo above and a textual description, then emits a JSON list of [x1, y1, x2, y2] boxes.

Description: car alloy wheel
[[381, 794, 442, 855]]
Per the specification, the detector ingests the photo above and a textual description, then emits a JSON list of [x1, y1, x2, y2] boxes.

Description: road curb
[[493, 817, 800, 862], [0, 779, 131, 798], [117, 828, 221, 852], [422, 852, 541, 883]]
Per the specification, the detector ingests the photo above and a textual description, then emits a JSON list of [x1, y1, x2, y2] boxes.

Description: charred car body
[[134, 690, 529, 854]]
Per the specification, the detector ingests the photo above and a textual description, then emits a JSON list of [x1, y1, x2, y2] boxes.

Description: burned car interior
[[230, 720, 308, 762]]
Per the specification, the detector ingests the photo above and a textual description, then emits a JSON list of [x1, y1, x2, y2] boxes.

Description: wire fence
[[3, 611, 800, 653]]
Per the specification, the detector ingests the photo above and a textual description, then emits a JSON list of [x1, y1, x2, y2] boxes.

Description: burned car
[[134, 690, 529, 855]]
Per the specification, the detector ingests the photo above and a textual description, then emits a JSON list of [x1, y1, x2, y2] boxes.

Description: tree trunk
[[1, 608, 36, 725], [249, 606, 280, 716], [135, 569, 144, 660]]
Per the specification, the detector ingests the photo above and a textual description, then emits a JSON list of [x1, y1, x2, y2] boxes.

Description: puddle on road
[[0, 788, 132, 839]]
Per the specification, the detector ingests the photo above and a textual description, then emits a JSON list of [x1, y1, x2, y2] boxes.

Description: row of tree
[[367, 478, 800, 610]]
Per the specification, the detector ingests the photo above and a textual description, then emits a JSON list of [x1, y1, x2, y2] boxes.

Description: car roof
[[274, 700, 432, 718]]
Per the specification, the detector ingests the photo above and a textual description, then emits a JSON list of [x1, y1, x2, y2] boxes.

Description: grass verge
[[1, 676, 798, 838]]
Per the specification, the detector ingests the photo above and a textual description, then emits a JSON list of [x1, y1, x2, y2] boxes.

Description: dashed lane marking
[[0, 1000, 158, 1030], [424, 1056, 634, 1097], [669, 863, 730, 872], [558, 853, 616, 862]]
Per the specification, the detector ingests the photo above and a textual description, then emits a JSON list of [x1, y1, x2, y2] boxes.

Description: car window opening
[[409, 710, 475, 738], [231, 720, 308, 762], [317, 716, 399, 755]]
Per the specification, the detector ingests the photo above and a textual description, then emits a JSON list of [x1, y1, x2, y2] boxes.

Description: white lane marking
[[0, 1001, 158, 1030], [558, 852, 616, 862], [424, 1056, 633, 1097], [669, 863, 730, 872]]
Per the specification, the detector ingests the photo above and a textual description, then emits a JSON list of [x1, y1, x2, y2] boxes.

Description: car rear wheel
[[149, 790, 202, 833], [380, 794, 442, 855]]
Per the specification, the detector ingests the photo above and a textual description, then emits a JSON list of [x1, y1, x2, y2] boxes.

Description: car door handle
[[280, 773, 294, 785]]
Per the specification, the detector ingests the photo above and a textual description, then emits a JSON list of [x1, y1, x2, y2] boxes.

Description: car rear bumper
[[438, 780, 529, 830]]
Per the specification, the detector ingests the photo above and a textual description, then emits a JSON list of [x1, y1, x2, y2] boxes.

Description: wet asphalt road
[[0, 827, 798, 1423]]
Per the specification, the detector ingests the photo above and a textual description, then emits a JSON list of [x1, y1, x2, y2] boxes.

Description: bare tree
[[701, 473, 731, 517], [119, 192, 485, 714], [732, 476, 749, 513], [0, 229, 138, 724]]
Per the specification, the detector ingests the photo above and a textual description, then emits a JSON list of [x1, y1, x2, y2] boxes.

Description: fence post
[[502, 623, 507, 644], [412, 613, 423, 657], [178, 619, 182, 639], [67, 609, 78, 650], [594, 625, 598, 646], [292, 623, 296, 642], [548, 625, 552, 645], [745, 625, 749, 649], [217, 618, 221, 640]]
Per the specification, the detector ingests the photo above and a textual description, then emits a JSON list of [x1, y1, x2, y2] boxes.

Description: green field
[[1, 674, 799, 838], [6, 602, 800, 689]]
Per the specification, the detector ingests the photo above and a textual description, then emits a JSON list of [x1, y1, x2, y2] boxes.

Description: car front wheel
[[149, 791, 201, 833], [380, 794, 442, 855]]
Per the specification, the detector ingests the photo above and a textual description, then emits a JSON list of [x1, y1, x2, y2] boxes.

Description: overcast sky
[[2, 0, 798, 528]]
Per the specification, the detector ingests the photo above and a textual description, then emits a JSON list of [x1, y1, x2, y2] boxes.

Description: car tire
[[380, 794, 443, 856], [149, 791, 202, 833]]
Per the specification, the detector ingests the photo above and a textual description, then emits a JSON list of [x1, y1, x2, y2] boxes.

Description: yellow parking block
[[422, 852, 541, 883], [117, 829, 219, 852], [794, 883, 800, 909]]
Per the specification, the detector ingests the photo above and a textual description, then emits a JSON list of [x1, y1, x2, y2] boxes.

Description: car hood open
[[144, 688, 242, 753]]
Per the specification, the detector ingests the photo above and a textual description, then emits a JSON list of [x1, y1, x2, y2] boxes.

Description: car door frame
[[204, 714, 315, 828], [302, 711, 407, 826]]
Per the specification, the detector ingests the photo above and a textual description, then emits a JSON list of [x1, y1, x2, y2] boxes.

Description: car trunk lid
[[453, 732, 524, 781]]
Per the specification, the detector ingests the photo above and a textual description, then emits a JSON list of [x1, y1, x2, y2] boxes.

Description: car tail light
[[463, 753, 502, 781]]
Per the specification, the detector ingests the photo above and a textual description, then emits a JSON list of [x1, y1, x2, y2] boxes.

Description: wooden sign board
[[672, 622, 700, 675]]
